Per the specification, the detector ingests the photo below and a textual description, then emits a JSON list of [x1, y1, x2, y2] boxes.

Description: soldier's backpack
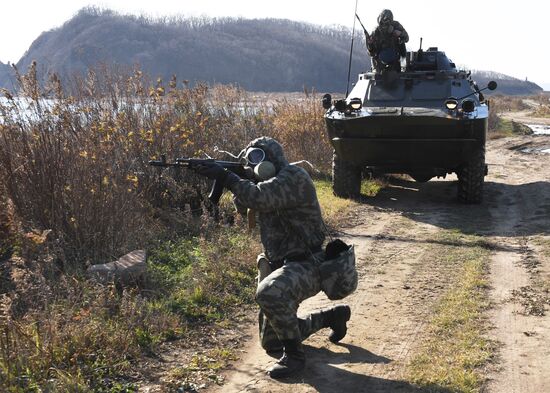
[[317, 239, 358, 300], [277, 211, 358, 300]]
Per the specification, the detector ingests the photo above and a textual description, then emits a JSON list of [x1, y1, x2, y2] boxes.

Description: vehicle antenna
[[345, 0, 359, 98], [419, 37, 423, 51]]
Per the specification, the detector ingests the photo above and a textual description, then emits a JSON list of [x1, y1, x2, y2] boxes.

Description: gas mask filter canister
[[253, 160, 276, 181]]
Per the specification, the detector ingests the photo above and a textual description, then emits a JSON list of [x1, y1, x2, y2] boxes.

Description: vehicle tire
[[457, 149, 485, 204], [332, 152, 361, 198]]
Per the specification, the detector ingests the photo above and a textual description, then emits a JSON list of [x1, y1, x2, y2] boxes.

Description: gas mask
[[377, 9, 393, 26], [242, 147, 276, 181]]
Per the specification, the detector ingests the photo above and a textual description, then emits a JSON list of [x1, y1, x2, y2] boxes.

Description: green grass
[[314, 180, 356, 222], [490, 118, 533, 138], [2, 176, 373, 392], [0, 226, 259, 392], [148, 228, 258, 323], [314, 178, 384, 225], [361, 178, 385, 197], [407, 232, 492, 393]]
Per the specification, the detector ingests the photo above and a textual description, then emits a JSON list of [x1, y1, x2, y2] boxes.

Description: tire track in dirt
[[483, 137, 550, 393]]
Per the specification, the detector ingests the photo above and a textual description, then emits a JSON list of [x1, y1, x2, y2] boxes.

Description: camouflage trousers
[[255, 254, 325, 350]]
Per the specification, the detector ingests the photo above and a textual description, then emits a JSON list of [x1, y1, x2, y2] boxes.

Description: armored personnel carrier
[[323, 47, 497, 203]]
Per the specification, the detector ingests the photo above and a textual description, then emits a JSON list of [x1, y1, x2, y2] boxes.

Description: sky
[[2, 0, 550, 90]]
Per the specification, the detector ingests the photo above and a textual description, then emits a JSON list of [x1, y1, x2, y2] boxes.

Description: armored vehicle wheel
[[457, 149, 485, 204], [332, 153, 361, 198]]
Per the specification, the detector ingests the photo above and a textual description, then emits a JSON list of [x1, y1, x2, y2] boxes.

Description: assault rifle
[[149, 154, 247, 205], [355, 13, 370, 41]]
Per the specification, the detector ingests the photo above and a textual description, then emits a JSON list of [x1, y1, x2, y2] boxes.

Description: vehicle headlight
[[349, 97, 362, 111], [445, 98, 458, 110], [461, 99, 475, 113]]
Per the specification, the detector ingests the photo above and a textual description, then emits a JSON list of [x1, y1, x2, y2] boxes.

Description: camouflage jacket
[[368, 20, 409, 55], [227, 137, 326, 262]]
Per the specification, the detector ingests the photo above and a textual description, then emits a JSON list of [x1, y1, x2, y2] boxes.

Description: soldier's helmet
[[377, 9, 393, 25]]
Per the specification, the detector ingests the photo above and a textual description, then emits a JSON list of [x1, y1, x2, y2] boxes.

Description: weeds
[[407, 232, 492, 393], [0, 225, 259, 391], [530, 104, 550, 118]]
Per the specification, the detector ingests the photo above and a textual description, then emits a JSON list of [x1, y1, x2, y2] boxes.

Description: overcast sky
[[2, 0, 549, 89]]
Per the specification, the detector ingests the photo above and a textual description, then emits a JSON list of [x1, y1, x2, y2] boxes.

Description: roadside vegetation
[[488, 94, 548, 138], [0, 63, 379, 391], [407, 231, 493, 393]]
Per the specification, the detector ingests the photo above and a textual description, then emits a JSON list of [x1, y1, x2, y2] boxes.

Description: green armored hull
[[324, 47, 495, 203]]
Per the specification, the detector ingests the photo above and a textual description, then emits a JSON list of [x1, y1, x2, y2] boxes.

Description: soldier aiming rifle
[[153, 138, 356, 378]]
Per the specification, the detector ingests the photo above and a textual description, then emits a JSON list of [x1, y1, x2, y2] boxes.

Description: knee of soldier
[[256, 277, 284, 310], [255, 279, 270, 308]]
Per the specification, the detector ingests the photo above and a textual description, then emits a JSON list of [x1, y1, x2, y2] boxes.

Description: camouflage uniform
[[367, 10, 409, 72], [226, 137, 328, 348]]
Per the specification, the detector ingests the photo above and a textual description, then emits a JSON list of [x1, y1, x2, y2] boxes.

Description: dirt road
[[501, 110, 550, 126], [208, 133, 550, 393]]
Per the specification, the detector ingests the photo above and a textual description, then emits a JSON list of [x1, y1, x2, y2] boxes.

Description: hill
[[14, 8, 369, 93], [4, 8, 543, 95], [471, 71, 542, 96]]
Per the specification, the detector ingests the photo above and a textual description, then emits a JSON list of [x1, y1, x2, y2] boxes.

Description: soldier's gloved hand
[[193, 162, 228, 181]]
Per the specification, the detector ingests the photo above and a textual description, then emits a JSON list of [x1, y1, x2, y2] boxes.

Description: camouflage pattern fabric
[[256, 254, 330, 350], [318, 245, 358, 300], [256, 256, 325, 342], [227, 137, 325, 262], [367, 20, 409, 56], [226, 137, 327, 347]]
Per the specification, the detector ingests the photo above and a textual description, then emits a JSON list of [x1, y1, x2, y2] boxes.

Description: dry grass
[[488, 95, 530, 113], [1, 63, 269, 267], [407, 232, 492, 393], [0, 225, 261, 391], [488, 95, 529, 133], [0, 63, 349, 391], [487, 94, 544, 138], [530, 105, 550, 118]]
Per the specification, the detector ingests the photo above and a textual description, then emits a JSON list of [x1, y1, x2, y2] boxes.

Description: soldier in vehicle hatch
[[366, 9, 409, 72]]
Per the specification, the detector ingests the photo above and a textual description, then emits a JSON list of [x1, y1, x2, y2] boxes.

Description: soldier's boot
[[268, 339, 305, 379], [322, 304, 351, 343]]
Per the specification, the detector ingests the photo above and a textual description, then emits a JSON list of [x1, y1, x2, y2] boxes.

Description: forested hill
[[0, 8, 543, 95], [471, 71, 543, 96], [9, 8, 369, 92]]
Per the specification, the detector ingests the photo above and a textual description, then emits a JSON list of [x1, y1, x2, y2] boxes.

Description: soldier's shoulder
[[286, 164, 311, 175], [279, 164, 314, 182]]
